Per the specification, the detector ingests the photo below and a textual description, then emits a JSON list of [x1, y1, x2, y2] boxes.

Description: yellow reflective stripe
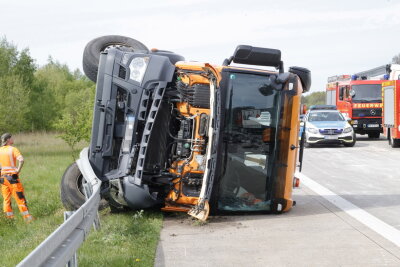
[[8, 147, 15, 167]]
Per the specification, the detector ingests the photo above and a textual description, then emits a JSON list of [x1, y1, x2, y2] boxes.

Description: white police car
[[303, 109, 356, 147]]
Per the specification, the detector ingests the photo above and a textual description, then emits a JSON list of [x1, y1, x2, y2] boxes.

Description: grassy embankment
[[0, 133, 162, 267]]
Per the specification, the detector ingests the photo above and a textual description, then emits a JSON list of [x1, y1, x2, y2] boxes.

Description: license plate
[[368, 124, 379, 128], [324, 136, 338, 140]]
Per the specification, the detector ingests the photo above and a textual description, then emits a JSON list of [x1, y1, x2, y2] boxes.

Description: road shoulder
[[155, 187, 400, 267]]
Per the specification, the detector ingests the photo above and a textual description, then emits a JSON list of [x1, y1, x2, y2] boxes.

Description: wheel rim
[[102, 43, 134, 53], [76, 174, 86, 197]]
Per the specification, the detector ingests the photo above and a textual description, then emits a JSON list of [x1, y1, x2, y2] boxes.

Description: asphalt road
[[155, 135, 400, 266], [302, 134, 400, 230]]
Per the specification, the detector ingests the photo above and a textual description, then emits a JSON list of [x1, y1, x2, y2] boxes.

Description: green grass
[[0, 133, 163, 267], [79, 209, 162, 266]]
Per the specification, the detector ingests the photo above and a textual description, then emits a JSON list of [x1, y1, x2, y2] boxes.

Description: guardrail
[[17, 147, 101, 267]]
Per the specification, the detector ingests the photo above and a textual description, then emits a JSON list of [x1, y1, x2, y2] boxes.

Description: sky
[[1, 0, 400, 93]]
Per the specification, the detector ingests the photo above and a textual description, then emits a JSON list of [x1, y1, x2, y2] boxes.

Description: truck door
[[326, 89, 336, 105]]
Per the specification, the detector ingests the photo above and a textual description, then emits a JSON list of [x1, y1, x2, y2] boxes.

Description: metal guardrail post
[[83, 182, 100, 231], [17, 147, 102, 267], [64, 211, 78, 267]]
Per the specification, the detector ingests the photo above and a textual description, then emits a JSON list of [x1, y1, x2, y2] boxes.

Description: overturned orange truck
[[60, 36, 310, 220]]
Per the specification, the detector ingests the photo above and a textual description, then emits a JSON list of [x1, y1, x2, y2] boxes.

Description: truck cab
[[326, 75, 384, 138]]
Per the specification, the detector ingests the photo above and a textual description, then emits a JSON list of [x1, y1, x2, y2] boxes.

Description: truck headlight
[[307, 127, 318, 134], [343, 127, 353, 133], [129, 56, 149, 83]]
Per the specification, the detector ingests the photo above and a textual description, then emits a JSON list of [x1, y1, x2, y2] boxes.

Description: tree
[[54, 83, 95, 158], [12, 48, 36, 86], [32, 60, 94, 131], [26, 75, 58, 131], [0, 36, 96, 154], [0, 38, 18, 76], [0, 75, 30, 132], [301, 91, 326, 106], [0, 38, 36, 132]]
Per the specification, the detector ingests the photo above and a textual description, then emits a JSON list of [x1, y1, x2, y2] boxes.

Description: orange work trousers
[[0, 174, 31, 220]]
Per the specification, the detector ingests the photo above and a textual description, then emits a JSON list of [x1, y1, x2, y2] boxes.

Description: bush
[[54, 86, 95, 158], [301, 91, 326, 106]]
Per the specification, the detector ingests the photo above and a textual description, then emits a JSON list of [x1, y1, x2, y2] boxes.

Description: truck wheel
[[60, 162, 108, 210], [83, 35, 149, 82], [60, 162, 85, 210], [368, 132, 380, 139], [390, 133, 400, 148]]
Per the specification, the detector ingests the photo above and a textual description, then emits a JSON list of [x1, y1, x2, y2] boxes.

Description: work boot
[[24, 215, 34, 223], [5, 212, 14, 219]]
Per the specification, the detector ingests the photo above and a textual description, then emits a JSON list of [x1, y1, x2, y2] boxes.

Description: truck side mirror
[[289, 66, 311, 92], [232, 45, 282, 71]]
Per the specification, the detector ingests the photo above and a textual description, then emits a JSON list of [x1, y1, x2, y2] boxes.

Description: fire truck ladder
[[354, 65, 389, 80]]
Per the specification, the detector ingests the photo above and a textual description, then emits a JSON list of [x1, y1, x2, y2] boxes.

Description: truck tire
[[60, 162, 86, 210], [60, 162, 108, 210], [150, 49, 185, 65], [389, 131, 400, 148], [83, 35, 149, 82]]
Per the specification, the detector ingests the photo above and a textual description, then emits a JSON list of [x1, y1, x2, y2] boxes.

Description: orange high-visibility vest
[[0, 146, 23, 174]]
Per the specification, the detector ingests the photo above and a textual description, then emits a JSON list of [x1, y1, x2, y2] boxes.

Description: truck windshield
[[351, 84, 382, 103], [218, 72, 281, 212], [308, 111, 345, 122]]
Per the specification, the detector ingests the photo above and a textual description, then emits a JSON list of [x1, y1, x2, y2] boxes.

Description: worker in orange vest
[[0, 133, 33, 222]]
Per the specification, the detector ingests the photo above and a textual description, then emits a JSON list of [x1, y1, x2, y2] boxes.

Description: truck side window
[[339, 87, 345, 100]]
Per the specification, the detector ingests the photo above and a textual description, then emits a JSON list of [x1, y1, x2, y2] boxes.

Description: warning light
[[293, 177, 300, 188]]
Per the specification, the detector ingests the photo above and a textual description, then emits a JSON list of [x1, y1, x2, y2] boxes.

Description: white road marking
[[296, 172, 400, 247]]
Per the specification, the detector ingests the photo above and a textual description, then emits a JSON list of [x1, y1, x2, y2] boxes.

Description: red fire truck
[[326, 74, 384, 138], [381, 64, 400, 147]]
